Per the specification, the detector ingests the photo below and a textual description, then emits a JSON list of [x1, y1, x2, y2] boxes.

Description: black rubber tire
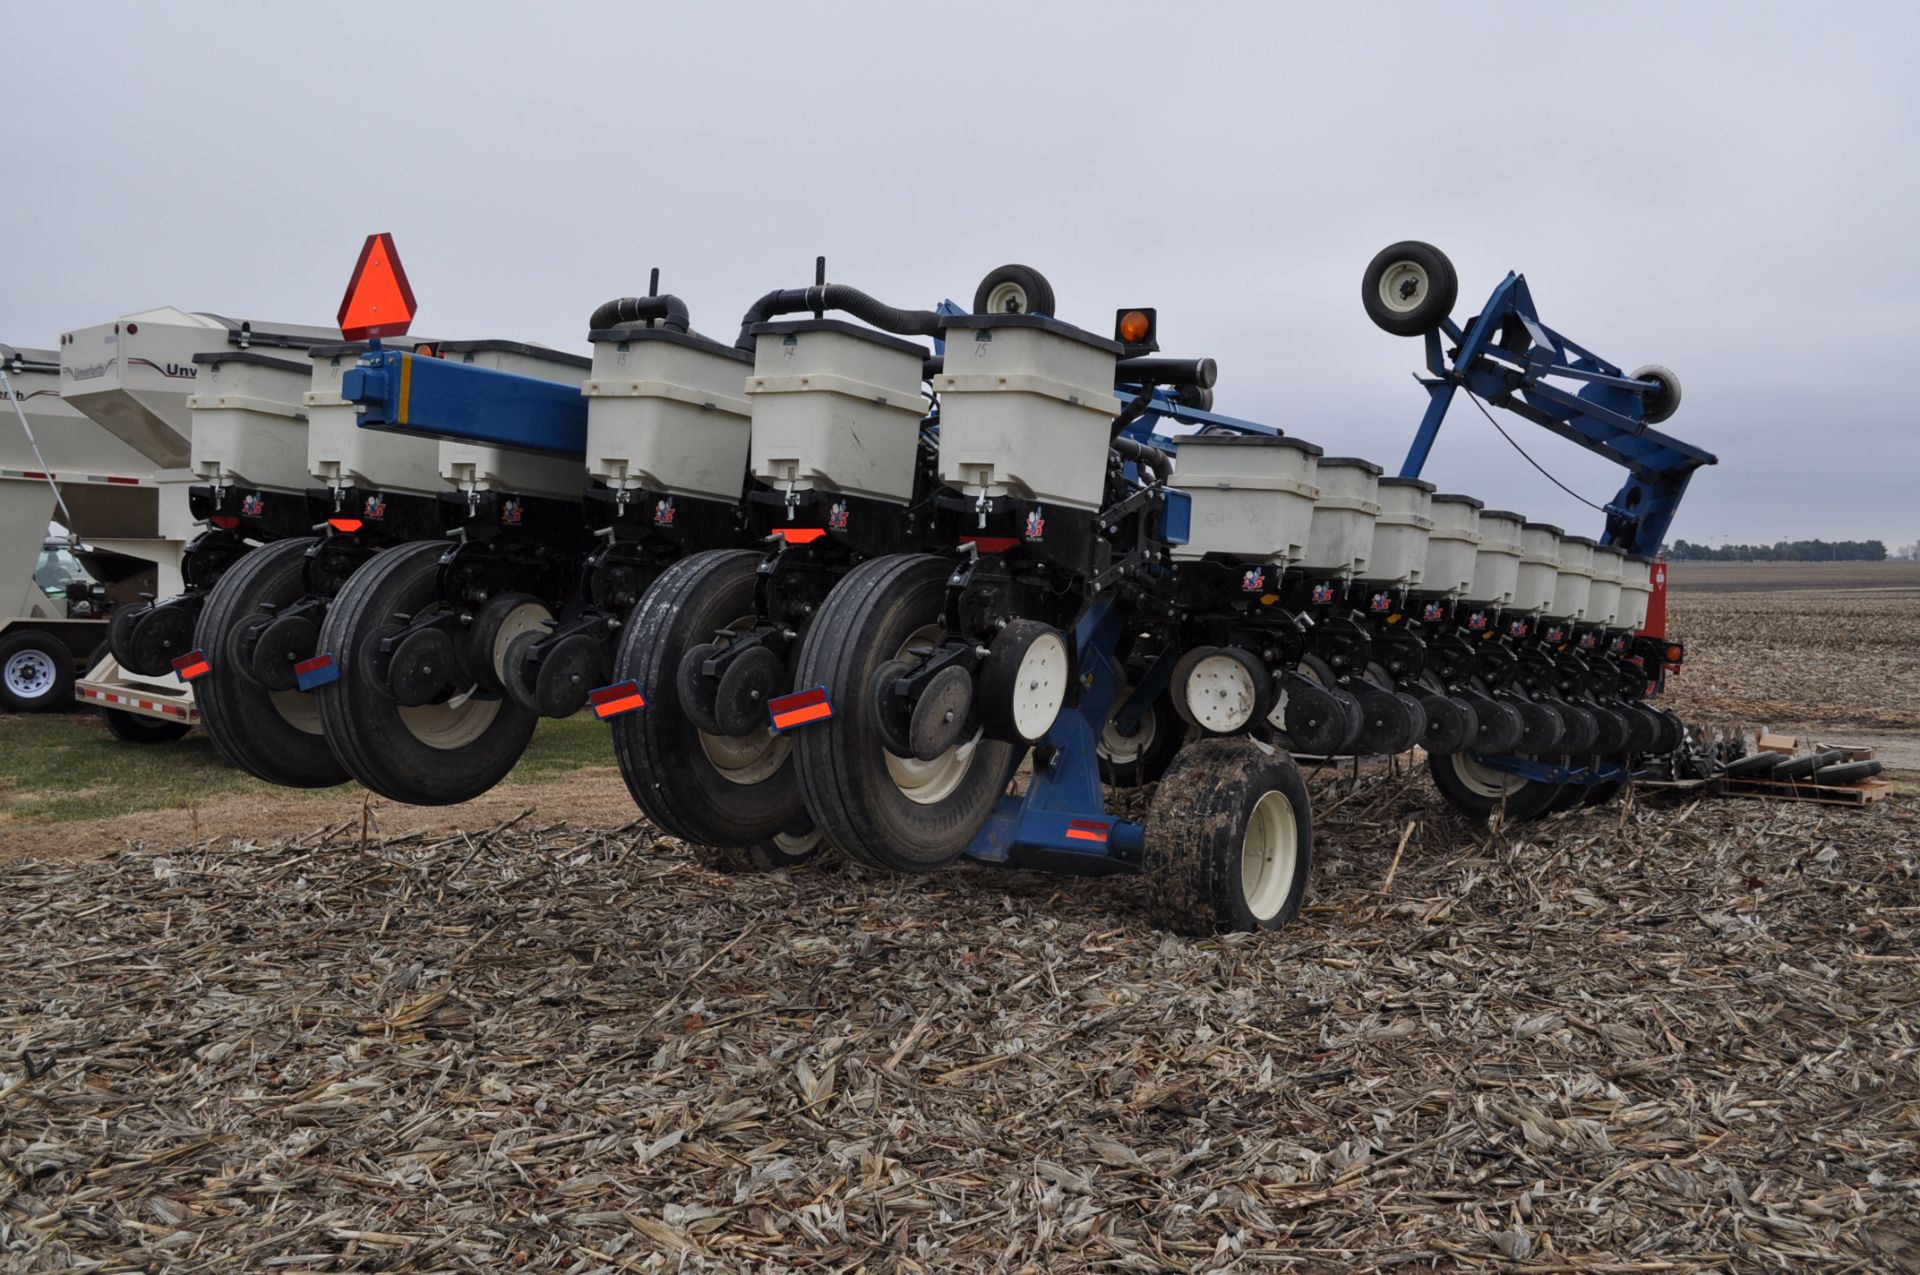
[[1723, 751, 1787, 779], [1810, 760, 1883, 786], [192, 536, 348, 788], [1143, 737, 1313, 935], [791, 554, 1020, 873], [972, 264, 1056, 317], [691, 821, 824, 874], [107, 604, 143, 671], [1427, 750, 1564, 822], [609, 549, 810, 862], [1632, 365, 1683, 425], [1581, 779, 1625, 807], [0, 630, 75, 712], [1298, 654, 1365, 755], [317, 540, 536, 806], [102, 708, 191, 743], [1588, 704, 1631, 758], [1362, 241, 1458, 337], [1098, 684, 1187, 788]]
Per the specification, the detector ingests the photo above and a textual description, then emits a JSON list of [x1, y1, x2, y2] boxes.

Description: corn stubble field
[[3, 564, 1917, 1272]]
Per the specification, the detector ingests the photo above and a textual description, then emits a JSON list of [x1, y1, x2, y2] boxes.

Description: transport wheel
[[0, 631, 74, 712], [1097, 674, 1187, 788], [317, 540, 533, 806], [791, 554, 1020, 873], [1427, 749, 1564, 822], [972, 264, 1056, 317], [101, 708, 191, 743], [1142, 736, 1313, 935], [609, 549, 815, 871], [1362, 241, 1458, 336], [1632, 365, 1683, 425], [192, 536, 348, 788]]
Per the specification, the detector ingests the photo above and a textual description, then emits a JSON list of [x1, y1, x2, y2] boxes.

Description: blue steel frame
[[1397, 272, 1716, 556]]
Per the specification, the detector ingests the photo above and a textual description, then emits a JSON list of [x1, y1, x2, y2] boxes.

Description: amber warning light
[[337, 233, 417, 341]]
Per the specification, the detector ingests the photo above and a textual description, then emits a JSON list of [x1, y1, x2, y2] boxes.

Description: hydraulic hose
[[1111, 434, 1174, 484], [589, 293, 691, 334], [735, 284, 942, 349]]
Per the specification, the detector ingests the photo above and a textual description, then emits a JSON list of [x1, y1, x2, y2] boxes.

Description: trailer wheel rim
[[1241, 790, 1300, 922], [1184, 652, 1259, 733], [1377, 261, 1431, 315], [1450, 751, 1528, 800], [984, 280, 1029, 314], [268, 688, 325, 735], [696, 613, 790, 786], [884, 625, 980, 805], [774, 824, 824, 856], [4, 649, 57, 700], [398, 687, 501, 750]]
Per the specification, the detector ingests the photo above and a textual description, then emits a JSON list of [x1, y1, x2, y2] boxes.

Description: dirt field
[[3, 571, 1916, 1271]]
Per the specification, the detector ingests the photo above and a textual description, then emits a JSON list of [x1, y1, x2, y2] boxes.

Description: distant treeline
[[1666, 539, 1888, 562]]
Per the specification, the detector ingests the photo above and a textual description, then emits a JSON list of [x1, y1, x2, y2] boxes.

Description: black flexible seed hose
[[588, 294, 691, 333], [734, 284, 941, 349]]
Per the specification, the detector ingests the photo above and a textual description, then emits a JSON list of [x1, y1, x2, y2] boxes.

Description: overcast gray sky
[[6, 2, 1915, 547]]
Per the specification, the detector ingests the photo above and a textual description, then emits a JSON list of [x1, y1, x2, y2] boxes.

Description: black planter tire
[[0, 630, 74, 713], [1427, 749, 1564, 822], [791, 554, 1020, 873], [1143, 737, 1313, 935], [192, 536, 348, 788], [610, 549, 813, 868], [973, 264, 1056, 317], [317, 540, 535, 806], [1362, 241, 1458, 336]]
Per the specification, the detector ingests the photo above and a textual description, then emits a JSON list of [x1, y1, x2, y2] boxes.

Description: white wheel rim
[[1451, 751, 1529, 800], [491, 600, 553, 686], [773, 824, 823, 857], [1010, 631, 1067, 740], [269, 688, 325, 735], [696, 613, 790, 786], [1184, 653, 1259, 733], [1240, 790, 1300, 922], [884, 625, 979, 805], [4, 649, 57, 699], [399, 687, 500, 750], [985, 280, 1029, 314], [1099, 681, 1156, 765], [1377, 261, 1430, 314]]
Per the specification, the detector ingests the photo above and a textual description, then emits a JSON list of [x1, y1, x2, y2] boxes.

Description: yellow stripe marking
[[398, 352, 412, 426]]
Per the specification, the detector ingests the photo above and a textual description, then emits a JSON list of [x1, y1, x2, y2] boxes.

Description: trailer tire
[[1143, 736, 1313, 935], [0, 631, 74, 713], [973, 264, 1056, 317], [192, 536, 347, 787], [102, 708, 191, 743], [317, 540, 535, 806], [1362, 241, 1458, 336], [610, 549, 812, 867], [791, 554, 1020, 872], [1427, 750, 1564, 822], [1632, 365, 1683, 425]]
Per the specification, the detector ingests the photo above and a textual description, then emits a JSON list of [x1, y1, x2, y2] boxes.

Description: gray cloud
[[4, 2, 1914, 545]]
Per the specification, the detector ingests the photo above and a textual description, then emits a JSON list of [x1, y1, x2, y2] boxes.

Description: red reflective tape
[[210, 515, 241, 530], [593, 694, 646, 719], [1065, 819, 1110, 843], [773, 528, 827, 544], [171, 651, 211, 681], [960, 536, 1020, 554], [771, 702, 832, 730], [768, 686, 833, 731], [294, 655, 333, 675], [328, 517, 363, 533], [107, 475, 141, 485]]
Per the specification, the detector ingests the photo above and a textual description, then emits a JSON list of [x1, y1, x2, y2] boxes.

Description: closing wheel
[[610, 549, 808, 865], [534, 633, 608, 719], [317, 540, 530, 806], [1616, 702, 1657, 756], [1098, 678, 1188, 788], [1632, 365, 1683, 425], [1297, 654, 1364, 755], [975, 619, 1068, 742], [1512, 696, 1565, 755], [972, 264, 1056, 317], [1362, 241, 1459, 336], [0, 631, 74, 713], [107, 604, 143, 672], [791, 554, 1020, 873], [1588, 703, 1631, 757], [1554, 701, 1599, 755], [466, 592, 551, 695], [1427, 750, 1564, 822], [1143, 736, 1313, 935], [1354, 664, 1424, 756], [128, 601, 200, 678], [192, 536, 347, 788], [1276, 671, 1348, 755]]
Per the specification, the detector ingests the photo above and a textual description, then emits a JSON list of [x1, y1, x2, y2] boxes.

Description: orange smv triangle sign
[[337, 233, 417, 340]]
